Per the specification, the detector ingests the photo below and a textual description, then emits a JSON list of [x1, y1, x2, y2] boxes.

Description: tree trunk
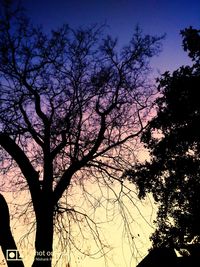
[[32, 200, 54, 267], [0, 194, 25, 267], [0, 228, 25, 267]]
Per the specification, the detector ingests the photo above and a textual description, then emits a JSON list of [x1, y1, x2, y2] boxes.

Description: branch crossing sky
[[1, 1, 199, 266], [24, 0, 200, 74]]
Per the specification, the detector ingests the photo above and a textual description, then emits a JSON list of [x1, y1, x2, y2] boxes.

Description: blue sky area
[[24, 0, 200, 74]]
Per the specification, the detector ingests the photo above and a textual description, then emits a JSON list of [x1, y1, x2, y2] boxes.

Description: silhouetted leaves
[[126, 27, 200, 254]]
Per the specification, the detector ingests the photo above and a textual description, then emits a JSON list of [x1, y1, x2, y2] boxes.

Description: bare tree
[[0, 1, 162, 266]]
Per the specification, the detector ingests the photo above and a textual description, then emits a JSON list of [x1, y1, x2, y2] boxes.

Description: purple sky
[[24, 0, 200, 74]]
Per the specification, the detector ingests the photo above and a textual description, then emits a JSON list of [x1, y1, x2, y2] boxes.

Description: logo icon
[[6, 250, 23, 261]]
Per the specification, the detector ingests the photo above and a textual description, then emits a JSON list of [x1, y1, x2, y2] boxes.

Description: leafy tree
[[126, 27, 200, 256], [0, 1, 162, 266]]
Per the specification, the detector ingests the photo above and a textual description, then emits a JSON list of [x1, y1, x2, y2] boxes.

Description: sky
[[24, 0, 200, 74], [0, 1, 200, 266]]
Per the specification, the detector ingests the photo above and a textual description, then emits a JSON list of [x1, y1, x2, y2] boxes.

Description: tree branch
[[94, 124, 146, 159], [19, 99, 44, 147], [0, 134, 41, 211]]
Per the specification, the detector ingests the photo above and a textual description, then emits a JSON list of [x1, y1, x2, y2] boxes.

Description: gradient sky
[[1, 1, 199, 266], [24, 0, 200, 74], [17, 0, 200, 265]]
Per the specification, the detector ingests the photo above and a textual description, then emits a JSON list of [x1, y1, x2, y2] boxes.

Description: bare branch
[[0, 134, 41, 211]]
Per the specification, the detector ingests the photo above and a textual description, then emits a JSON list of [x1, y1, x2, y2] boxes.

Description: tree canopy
[[0, 1, 162, 266], [126, 27, 200, 255]]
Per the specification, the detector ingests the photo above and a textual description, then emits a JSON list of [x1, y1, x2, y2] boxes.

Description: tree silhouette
[[0, 193, 24, 267], [0, 1, 162, 266], [126, 27, 200, 256]]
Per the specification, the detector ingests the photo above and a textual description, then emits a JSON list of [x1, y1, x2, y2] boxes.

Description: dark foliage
[[126, 27, 200, 254]]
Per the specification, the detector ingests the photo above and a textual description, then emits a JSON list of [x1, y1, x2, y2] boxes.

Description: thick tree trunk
[[0, 194, 25, 267], [32, 201, 54, 267]]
